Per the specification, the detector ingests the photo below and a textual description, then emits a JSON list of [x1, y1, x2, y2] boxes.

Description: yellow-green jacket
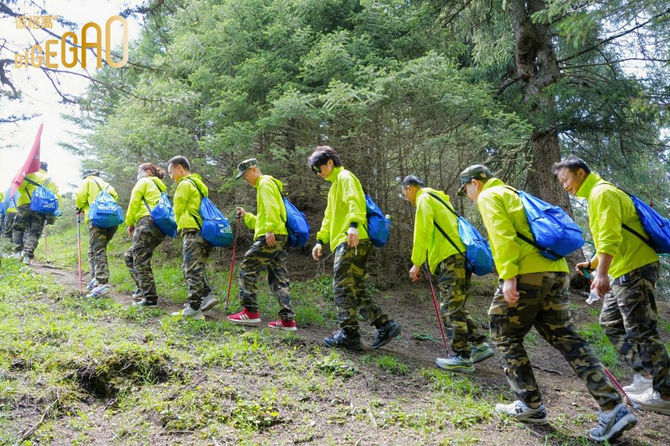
[[75, 175, 119, 223], [125, 177, 168, 227], [412, 188, 465, 274], [174, 174, 207, 231], [4, 191, 17, 213], [244, 175, 288, 240], [17, 169, 61, 209], [316, 166, 369, 251], [477, 178, 569, 279], [576, 172, 657, 278]]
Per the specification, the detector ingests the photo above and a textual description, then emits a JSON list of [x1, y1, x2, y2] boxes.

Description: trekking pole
[[224, 214, 242, 312], [423, 262, 450, 355], [44, 223, 50, 264], [603, 366, 640, 410], [76, 212, 83, 296]]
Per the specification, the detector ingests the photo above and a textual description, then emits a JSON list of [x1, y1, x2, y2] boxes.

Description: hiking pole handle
[[225, 214, 242, 312], [423, 262, 450, 355]]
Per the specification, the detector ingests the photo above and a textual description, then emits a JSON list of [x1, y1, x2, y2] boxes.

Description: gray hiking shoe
[[436, 355, 475, 373], [201, 294, 219, 312], [171, 304, 205, 320], [22, 254, 31, 265], [87, 278, 99, 292], [131, 288, 142, 300], [470, 342, 495, 364], [495, 400, 548, 425], [588, 403, 637, 442], [9, 252, 22, 260]]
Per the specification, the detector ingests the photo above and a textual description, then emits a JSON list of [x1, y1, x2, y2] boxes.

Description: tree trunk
[[509, 0, 585, 265]]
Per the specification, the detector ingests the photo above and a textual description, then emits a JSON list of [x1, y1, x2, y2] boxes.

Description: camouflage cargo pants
[[12, 205, 46, 257], [239, 235, 294, 321], [601, 261, 670, 396], [88, 222, 118, 285], [182, 230, 212, 310], [437, 254, 487, 358], [124, 217, 166, 302], [489, 272, 621, 410], [333, 240, 390, 334], [1, 212, 15, 238]]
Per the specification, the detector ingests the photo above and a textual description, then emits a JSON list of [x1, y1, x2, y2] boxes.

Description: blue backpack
[[188, 179, 233, 247], [272, 180, 310, 248], [364, 193, 391, 248], [507, 187, 585, 260], [593, 183, 670, 254], [428, 192, 493, 275], [88, 179, 124, 228], [142, 179, 177, 238], [24, 178, 59, 215]]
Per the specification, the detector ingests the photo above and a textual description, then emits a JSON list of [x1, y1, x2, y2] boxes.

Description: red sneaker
[[268, 319, 297, 332], [227, 308, 261, 325]]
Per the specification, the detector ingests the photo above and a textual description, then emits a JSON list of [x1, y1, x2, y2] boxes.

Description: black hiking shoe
[[324, 330, 363, 351], [132, 299, 158, 308], [371, 321, 401, 349]]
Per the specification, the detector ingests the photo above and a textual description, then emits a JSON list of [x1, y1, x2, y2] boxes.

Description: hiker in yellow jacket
[[227, 158, 296, 331], [168, 156, 217, 320], [459, 164, 635, 441], [75, 170, 119, 298], [1, 192, 17, 239], [401, 175, 493, 373], [309, 146, 401, 351], [13, 162, 61, 264], [554, 155, 670, 416], [124, 163, 169, 308]]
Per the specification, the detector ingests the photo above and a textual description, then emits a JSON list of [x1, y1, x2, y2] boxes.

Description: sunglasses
[[312, 166, 322, 174]]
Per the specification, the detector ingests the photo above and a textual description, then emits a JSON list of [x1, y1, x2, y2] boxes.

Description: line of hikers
[[2, 149, 668, 442]]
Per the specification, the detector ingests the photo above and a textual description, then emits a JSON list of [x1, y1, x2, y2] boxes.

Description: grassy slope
[[0, 223, 669, 445]]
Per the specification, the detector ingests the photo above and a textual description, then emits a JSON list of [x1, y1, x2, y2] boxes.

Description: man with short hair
[[459, 164, 637, 441], [227, 158, 296, 331], [168, 156, 217, 320], [554, 155, 670, 415], [309, 146, 401, 351], [12, 162, 61, 264], [75, 169, 119, 298], [401, 175, 493, 373]]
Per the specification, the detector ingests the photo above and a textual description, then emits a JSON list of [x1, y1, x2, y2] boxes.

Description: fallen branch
[[532, 365, 563, 375], [19, 392, 60, 442]]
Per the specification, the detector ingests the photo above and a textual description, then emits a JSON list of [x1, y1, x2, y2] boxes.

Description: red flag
[[9, 123, 43, 198]]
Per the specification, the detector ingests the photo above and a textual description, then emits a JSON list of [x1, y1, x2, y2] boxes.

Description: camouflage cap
[[457, 164, 493, 196], [235, 158, 258, 179], [82, 169, 101, 179]]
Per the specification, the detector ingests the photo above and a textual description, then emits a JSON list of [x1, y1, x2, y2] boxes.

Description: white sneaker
[[630, 388, 670, 415], [22, 255, 31, 265], [9, 252, 21, 260], [495, 400, 548, 425], [86, 284, 111, 298], [622, 374, 653, 396], [171, 304, 205, 320], [201, 294, 219, 312]]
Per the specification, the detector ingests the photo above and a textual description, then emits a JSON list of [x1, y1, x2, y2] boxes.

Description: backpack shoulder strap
[[425, 192, 464, 256], [592, 182, 653, 248], [271, 178, 288, 223], [151, 178, 166, 193], [90, 178, 108, 194], [186, 178, 204, 198]]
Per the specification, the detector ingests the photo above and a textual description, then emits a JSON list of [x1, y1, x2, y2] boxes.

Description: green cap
[[235, 158, 258, 179], [457, 164, 493, 196]]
